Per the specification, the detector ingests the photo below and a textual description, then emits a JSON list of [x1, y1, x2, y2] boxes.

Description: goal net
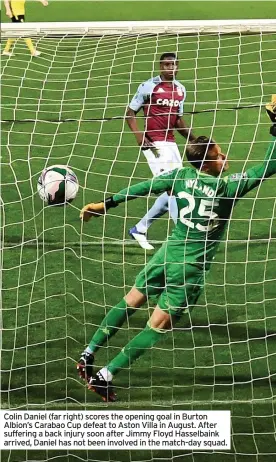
[[1, 19, 276, 461]]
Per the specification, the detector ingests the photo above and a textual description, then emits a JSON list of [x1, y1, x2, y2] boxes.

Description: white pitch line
[[2, 398, 276, 409], [3, 239, 158, 248], [3, 237, 276, 249]]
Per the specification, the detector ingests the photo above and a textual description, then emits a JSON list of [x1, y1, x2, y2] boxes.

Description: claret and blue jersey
[[113, 137, 276, 266], [129, 76, 186, 142]]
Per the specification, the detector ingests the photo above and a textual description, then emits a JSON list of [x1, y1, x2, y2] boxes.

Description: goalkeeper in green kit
[[77, 96, 276, 402]]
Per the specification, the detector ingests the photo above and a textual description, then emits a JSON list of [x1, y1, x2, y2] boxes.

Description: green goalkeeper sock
[[88, 299, 136, 353], [107, 321, 167, 376]]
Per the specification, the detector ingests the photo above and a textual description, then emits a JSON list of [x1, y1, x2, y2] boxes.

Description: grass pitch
[[1, 2, 276, 462]]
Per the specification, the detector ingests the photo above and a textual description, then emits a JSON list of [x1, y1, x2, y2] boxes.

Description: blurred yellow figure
[[3, 0, 48, 57]]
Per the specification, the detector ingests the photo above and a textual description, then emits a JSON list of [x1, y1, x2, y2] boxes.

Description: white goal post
[[2, 19, 276, 36]]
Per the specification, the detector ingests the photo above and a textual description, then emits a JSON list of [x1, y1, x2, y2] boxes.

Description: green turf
[[1, 3, 276, 462], [1, 1, 276, 22]]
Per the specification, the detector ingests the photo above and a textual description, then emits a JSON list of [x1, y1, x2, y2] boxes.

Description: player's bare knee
[[149, 306, 173, 330], [147, 316, 171, 333], [124, 287, 147, 308]]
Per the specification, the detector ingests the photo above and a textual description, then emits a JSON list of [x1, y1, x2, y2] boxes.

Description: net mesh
[[1, 28, 276, 461]]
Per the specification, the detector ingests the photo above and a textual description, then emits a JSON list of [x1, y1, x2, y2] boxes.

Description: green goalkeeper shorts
[[135, 242, 205, 316]]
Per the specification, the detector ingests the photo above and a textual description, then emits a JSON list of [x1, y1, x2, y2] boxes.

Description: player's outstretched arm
[[80, 198, 116, 222], [225, 95, 276, 199], [80, 169, 179, 222], [38, 0, 48, 6]]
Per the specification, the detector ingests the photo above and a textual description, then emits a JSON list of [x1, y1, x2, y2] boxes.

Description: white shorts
[[142, 141, 183, 177]]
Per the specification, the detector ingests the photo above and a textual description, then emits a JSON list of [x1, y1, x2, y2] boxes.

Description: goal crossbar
[[2, 19, 276, 37]]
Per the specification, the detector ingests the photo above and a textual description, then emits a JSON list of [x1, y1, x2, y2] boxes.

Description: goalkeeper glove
[[266, 94, 276, 136], [80, 197, 117, 222]]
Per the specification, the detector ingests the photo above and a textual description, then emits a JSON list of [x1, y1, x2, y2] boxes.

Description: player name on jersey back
[[185, 179, 216, 198]]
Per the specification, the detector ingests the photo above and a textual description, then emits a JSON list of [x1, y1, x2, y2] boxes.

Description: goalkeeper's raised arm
[[225, 94, 276, 199]]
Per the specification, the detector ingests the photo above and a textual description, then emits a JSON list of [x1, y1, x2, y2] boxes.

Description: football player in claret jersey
[[76, 98, 276, 402], [3, 0, 48, 57], [126, 52, 196, 250]]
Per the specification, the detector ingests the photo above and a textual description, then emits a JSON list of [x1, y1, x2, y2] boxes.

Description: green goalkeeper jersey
[[113, 137, 276, 266]]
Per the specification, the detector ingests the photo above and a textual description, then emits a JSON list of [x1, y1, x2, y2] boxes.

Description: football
[[37, 165, 79, 205]]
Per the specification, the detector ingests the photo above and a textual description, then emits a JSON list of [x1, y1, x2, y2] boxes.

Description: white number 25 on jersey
[[178, 191, 219, 232]]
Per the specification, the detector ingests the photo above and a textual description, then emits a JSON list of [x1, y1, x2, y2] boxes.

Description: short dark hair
[[186, 136, 216, 169], [160, 52, 178, 62]]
